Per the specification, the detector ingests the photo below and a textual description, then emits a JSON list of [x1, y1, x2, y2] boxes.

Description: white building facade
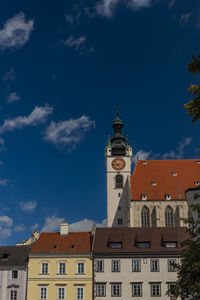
[[93, 227, 188, 300]]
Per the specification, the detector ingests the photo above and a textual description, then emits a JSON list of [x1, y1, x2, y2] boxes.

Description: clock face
[[112, 158, 126, 170]]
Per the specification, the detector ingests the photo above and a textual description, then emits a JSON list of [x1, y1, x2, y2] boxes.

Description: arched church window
[[165, 206, 174, 227], [115, 175, 123, 189], [175, 206, 180, 227], [141, 206, 150, 227]]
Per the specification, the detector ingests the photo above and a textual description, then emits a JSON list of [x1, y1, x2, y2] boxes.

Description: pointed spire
[[107, 134, 111, 147], [126, 133, 130, 146], [116, 105, 120, 118]]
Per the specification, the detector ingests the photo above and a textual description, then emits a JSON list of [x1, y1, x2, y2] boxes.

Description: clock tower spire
[[105, 109, 132, 227]]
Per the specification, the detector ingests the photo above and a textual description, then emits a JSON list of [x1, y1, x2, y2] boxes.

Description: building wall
[[0, 268, 27, 300], [130, 200, 188, 227], [106, 146, 132, 227], [94, 256, 180, 300], [27, 255, 93, 300]]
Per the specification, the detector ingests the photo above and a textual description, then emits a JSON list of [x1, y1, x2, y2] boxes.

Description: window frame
[[115, 175, 123, 189], [96, 283, 106, 297], [150, 283, 161, 297], [40, 286, 48, 299], [10, 269, 18, 279], [132, 283, 142, 297], [150, 259, 160, 272], [77, 262, 85, 275], [141, 206, 150, 227], [57, 287, 65, 300], [76, 286, 84, 300], [40, 262, 49, 274], [111, 260, 120, 272], [132, 259, 141, 272], [10, 290, 17, 300], [96, 260, 104, 272], [111, 283, 121, 297], [168, 259, 176, 272], [58, 262, 66, 274]]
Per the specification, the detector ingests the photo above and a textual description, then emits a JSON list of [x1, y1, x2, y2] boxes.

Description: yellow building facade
[[27, 224, 92, 300]]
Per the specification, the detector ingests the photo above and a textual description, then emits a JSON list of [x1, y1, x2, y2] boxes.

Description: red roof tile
[[30, 232, 92, 254], [131, 159, 200, 200]]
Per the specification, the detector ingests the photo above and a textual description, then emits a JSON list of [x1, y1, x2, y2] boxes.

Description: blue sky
[[0, 0, 199, 245]]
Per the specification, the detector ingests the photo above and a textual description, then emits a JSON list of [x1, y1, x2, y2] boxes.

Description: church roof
[[30, 232, 92, 254], [131, 159, 200, 201]]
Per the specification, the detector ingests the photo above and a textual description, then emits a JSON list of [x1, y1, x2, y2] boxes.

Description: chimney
[[60, 222, 69, 236]]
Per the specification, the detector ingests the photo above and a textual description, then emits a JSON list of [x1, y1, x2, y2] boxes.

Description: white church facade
[[106, 110, 200, 228]]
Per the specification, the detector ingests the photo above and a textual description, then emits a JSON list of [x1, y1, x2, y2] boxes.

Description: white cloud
[[0, 105, 53, 134], [2, 67, 16, 80], [0, 215, 13, 227], [96, 0, 119, 17], [6, 92, 21, 103], [42, 216, 107, 233], [180, 13, 192, 25], [14, 224, 26, 232], [162, 137, 192, 159], [19, 200, 37, 213], [44, 115, 95, 148], [128, 0, 152, 9], [0, 215, 13, 244], [42, 216, 65, 232], [70, 218, 107, 232], [132, 150, 152, 164], [0, 12, 34, 51], [64, 35, 86, 50], [168, 0, 176, 9], [95, 0, 153, 17], [0, 179, 9, 186]]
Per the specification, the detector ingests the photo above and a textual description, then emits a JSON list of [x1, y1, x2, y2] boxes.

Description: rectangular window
[[150, 283, 161, 296], [59, 263, 66, 274], [112, 260, 120, 272], [150, 259, 159, 272], [111, 283, 121, 297], [138, 242, 150, 248], [10, 290, 17, 300], [165, 242, 177, 248], [168, 259, 176, 272], [11, 270, 18, 279], [77, 263, 84, 274], [96, 283, 106, 297], [117, 218, 123, 225], [41, 263, 48, 274], [58, 287, 65, 300], [110, 243, 122, 249], [132, 259, 141, 272], [168, 283, 176, 296], [76, 287, 84, 300], [132, 283, 142, 297], [40, 287, 48, 299], [96, 260, 104, 272]]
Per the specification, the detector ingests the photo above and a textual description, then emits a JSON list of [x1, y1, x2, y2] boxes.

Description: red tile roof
[[131, 159, 200, 200], [30, 232, 92, 254]]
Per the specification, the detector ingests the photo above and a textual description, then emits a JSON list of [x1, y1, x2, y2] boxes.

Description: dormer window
[[165, 242, 177, 248], [194, 181, 200, 186], [152, 181, 157, 186], [142, 161, 147, 165], [165, 194, 171, 200], [141, 194, 147, 200], [172, 172, 177, 176], [110, 242, 122, 249], [196, 160, 200, 164], [138, 242, 150, 249]]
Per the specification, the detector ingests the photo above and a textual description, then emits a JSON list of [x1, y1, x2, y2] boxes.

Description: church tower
[[106, 109, 132, 227]]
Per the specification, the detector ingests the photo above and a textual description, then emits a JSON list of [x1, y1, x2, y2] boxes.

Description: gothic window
[[141, 206, 150, 227], [115, 175, 123, 189], [165, 206, 174, 227], [151, 206, 157, 227]]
